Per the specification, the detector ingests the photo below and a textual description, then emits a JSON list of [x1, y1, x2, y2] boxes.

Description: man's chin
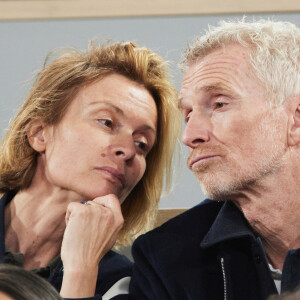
[[198, 177, 237, 201], [201, 186, 230, 201], [198, 175, 258, 202]]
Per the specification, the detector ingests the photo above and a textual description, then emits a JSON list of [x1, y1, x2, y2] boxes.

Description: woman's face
[[40, 73, 157, 203]]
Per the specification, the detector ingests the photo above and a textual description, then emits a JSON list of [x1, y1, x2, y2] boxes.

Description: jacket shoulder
[[156, 199, 223, 236], [97, 250, 132, 293], [135, 200, 223, 246], [50, 250, 132, 297], [130, 200, 224, 298]]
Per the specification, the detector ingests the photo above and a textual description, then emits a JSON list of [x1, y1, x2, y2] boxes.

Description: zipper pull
[[221, 257, 227, 300]]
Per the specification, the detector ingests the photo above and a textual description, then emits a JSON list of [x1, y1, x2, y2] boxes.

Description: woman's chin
[[81, 187, 123, 201]]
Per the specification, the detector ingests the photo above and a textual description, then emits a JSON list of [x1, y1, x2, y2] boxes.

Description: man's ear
[[26, 121, 47, 152], [288, 96, 300, 147]]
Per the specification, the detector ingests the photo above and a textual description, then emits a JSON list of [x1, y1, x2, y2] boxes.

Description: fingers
[[92, 194, 121, 210], [62, 194, 125, 271], [65, 202, 84, 225], [65, 194, 124, 232], [65, 202, 82, 225], [65, 208, 70, 225], [91, 194, 124, 227]]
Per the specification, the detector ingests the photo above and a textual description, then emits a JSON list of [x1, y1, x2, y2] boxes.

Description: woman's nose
[[110, 139, 137, 162]]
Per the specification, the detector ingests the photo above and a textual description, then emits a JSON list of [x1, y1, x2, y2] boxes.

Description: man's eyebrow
[[198, 83, 233, 94], [178, 82, 236, 109], [178, 97, 184, 110]]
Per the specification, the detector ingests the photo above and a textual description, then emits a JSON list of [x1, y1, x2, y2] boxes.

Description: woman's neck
[[4, 177, 85, 270]]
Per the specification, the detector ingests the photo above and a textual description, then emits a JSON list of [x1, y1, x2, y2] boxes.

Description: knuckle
[[98, 206, 113, 220], [67, 202, 77, 211], [94, 194, 119, 205], [101, 208, 111, 219], [116, 216, 124, 228], [105, 193, 118, 200]]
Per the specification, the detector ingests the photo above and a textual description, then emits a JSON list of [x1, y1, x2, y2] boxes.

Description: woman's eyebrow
[[88, 101, 156, 134], [88, 101, 124, 115], [137, 124, 157, 136]]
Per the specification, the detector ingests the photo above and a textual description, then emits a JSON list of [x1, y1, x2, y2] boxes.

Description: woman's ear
[[288, 96, 300, 147], [27, 121, 47, 152]]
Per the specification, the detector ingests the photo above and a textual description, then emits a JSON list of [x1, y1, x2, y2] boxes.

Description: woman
[[0, 264, 62, 300], [0, 41, 180, 299]]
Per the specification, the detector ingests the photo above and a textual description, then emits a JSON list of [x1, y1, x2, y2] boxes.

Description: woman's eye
[[99, 119, 113, 127], [135, 141, 148, 152]]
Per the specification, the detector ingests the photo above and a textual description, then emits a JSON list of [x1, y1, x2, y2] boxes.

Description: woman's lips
[[95, 167, 126, 187]]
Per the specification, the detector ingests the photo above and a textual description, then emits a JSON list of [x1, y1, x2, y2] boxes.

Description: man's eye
[[215, 102, 225, 109], [99, 119, 113, 127], [184, 111, 192, 123]]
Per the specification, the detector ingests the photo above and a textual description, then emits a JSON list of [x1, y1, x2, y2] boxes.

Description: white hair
[[181, 18, 300, 105]]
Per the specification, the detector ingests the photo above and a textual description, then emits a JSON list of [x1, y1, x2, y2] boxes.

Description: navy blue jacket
[[0, 191, 132, 300], [129, 200, 300, 300]]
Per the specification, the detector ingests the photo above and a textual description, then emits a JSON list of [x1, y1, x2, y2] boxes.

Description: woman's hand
[[60, 194, 124, 298]]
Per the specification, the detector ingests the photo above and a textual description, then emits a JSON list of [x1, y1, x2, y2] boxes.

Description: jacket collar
[[201, 200, 255, 248], [0, 191, 17, 262]]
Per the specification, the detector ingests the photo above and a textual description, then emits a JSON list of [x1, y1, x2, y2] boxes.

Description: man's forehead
[[180, 45, 252, 97], [183, 44, 250, 75], [190, 45, 248, 68]]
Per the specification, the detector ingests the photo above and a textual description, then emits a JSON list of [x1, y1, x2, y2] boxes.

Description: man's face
[[179, 44, 288, 200]]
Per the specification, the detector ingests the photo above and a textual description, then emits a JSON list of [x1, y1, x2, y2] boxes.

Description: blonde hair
[[0, 41, 181, 246], [182, 18, 300, 105]]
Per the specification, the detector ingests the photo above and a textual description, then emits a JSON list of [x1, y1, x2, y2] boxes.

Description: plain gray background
[[1, 13, 300, 208]]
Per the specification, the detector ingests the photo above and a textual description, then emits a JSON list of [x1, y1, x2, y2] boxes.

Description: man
[[129, 19, 300, 299]]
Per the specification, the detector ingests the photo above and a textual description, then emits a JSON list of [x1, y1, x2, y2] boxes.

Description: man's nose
[[182, 113, 210, 148]]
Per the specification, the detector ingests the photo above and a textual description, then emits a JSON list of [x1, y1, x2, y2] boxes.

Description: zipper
[[220, 257, 227, 300]]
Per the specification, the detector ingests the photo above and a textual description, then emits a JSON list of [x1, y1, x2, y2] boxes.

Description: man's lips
[[188, 155, 219, 169], [95, 166, 126, 187]]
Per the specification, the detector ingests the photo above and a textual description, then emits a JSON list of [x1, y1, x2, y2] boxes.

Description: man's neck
[[232, 165, 300, 271]]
